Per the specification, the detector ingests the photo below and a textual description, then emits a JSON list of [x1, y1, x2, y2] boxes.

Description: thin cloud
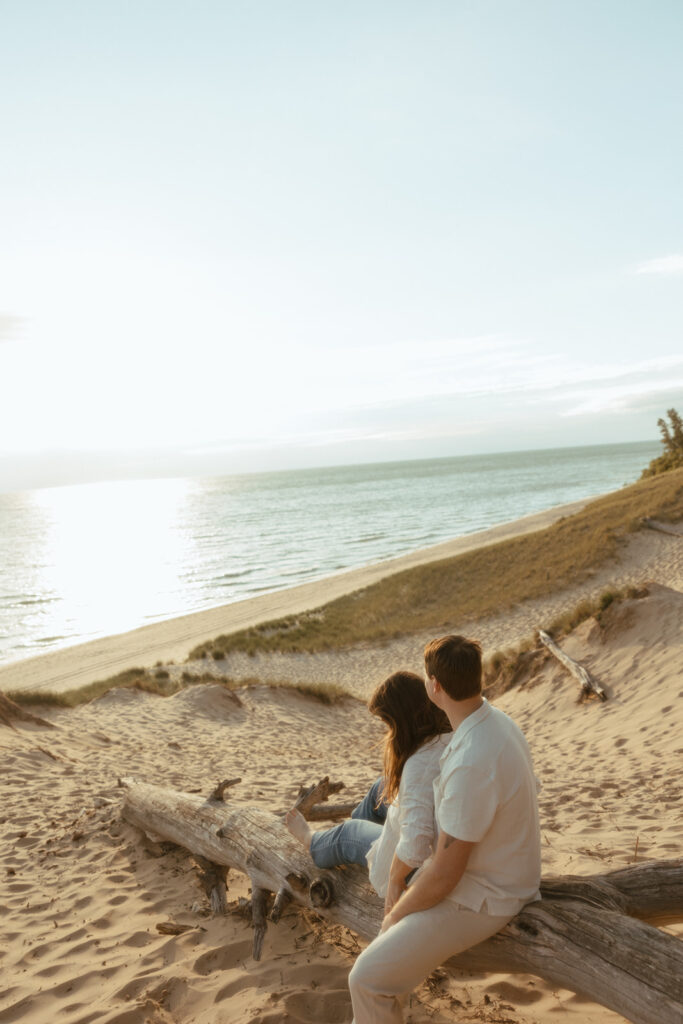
[[634, 254, 683, 275]]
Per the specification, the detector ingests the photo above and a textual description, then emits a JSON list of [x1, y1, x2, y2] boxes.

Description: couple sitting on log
[[286, 634, 541, 1024]]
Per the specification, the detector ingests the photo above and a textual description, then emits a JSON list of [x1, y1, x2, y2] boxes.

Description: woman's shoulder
[[407, 732, 452, 767]]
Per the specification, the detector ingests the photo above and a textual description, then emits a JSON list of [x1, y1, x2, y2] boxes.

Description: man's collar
[[442, 698, 491, 757]]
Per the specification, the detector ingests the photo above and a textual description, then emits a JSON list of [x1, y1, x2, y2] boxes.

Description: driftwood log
[[538, 630, 607, 701], [120, 779, 683, 1024], [641, 517, 683, 537], [0, 692, 56, 730], [210, 778, 242, 801], [306, 802, 357, 821], [294, 775, 355, 822]]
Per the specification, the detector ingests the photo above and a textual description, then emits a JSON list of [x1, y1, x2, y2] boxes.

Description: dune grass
[[269, 680, 354, 705], [4, 667, 227, 709], [482, 584, 644, 691], [190, 467, 683, 658], [6, 668, 354, 710], [7, 668, 154, 708]]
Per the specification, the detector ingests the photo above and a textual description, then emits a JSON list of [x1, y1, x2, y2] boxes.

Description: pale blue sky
[[1, 1, 682, 489]]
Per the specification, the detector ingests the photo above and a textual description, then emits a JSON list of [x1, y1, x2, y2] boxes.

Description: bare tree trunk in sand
[[120, 779, 683, 1024], [641, 517, 683, 537], [0, 692, 56, 729], [538, 630, 607, 701]]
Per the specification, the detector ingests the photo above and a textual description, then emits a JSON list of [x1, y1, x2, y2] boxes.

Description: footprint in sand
[[120, 930, 156, 948], [35, 963, 69, 979], [107, 894, 128, 907], [6, 881, 33, 894], [213, 974, 251, 1003], [281, 987, 351, 1023], [484, 980, 544, 1005], [249, 986, 352, 1024], [192, 939, 253, 975]]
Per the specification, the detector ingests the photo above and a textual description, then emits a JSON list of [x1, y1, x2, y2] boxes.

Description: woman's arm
[[393, 749, 440, 870], [384, 851, 413, 915], [381, 831, 474, 932]]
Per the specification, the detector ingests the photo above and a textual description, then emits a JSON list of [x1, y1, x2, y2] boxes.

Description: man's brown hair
[[424, 635, 482, 701]]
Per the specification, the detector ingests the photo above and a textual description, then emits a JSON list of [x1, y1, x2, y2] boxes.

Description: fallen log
[[294, 776, 345, 815], [306, 801, 357, 821], [193, 855, 229, 915], [292, 776, 353, 821], [120, 779, 683, 1024], [0, 692, 57, 730], [641, 517, 683, 537], [539, 630, 607, 701]]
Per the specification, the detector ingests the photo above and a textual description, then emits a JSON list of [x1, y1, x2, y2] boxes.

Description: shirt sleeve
[[394, 751, 439, 868], [437, 764, 500, 843]]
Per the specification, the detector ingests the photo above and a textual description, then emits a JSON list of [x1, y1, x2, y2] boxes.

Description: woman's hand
[[379, 908, 400, 934], [383, 876, 406, 917]]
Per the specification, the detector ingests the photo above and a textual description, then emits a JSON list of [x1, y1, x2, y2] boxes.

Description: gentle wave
[[0, 440, 659, 665]]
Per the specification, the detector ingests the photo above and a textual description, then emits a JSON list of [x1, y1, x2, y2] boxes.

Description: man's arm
[[380, 831, 475, 933]]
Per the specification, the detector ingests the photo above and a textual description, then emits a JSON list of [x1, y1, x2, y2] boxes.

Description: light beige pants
[[349, 901, 514, 1024]]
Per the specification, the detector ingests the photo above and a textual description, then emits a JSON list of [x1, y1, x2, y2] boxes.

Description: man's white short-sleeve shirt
[[433, 700, 541, 915]]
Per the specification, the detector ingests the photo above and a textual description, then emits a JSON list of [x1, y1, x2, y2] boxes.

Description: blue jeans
[[309, 778, 387, 869]]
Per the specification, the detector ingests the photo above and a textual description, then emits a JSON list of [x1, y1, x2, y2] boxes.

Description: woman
[[285, 670, 451, 913]]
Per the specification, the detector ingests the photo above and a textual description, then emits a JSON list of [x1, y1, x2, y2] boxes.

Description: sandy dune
[[0, 496, 595, 697], [188, 524, 683, 702], [1, 576, 682, 1023], [1, 500, 682, 1024]]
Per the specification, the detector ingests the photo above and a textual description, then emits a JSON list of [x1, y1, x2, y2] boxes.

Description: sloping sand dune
[[1, 582, 681, 1024], [0, 497, 597, 698]]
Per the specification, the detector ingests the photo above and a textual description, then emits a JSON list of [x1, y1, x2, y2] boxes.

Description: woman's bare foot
[[285, 807, 314, 851]]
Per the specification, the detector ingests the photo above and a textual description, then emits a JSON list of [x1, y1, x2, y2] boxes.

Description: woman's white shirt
[[365, 733, 451, 898]]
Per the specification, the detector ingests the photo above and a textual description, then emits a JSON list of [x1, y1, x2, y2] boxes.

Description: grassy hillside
[[190, 467, 683, 657], [7, 668, 352, 709]]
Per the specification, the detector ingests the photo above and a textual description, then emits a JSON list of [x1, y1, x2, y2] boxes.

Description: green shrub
[[642, 408, 683, 477]]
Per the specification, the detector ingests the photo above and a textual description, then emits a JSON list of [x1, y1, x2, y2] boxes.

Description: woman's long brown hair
[[368, 670, 451, 805]]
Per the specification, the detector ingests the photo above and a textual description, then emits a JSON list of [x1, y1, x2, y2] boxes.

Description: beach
[[1, 498, 682, 1024], [2, 491, 681, 703], [0, 495, 597, 697]]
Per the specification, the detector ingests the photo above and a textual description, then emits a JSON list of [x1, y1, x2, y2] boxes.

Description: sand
[[0, 496, 596, 697], [1, 503, 682, 1024]]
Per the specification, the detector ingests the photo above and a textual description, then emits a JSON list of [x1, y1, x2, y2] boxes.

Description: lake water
[[0, 440, 659, 666]]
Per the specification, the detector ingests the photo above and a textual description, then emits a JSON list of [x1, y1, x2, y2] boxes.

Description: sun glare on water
[[30, 477, 196, 644]]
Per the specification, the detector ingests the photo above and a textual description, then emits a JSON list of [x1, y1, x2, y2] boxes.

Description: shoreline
[[0, 495, 596, 695], [3, 546, 681, 1024]]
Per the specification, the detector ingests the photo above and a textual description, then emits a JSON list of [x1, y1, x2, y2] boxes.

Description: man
[[349, 635, 541, 1024]]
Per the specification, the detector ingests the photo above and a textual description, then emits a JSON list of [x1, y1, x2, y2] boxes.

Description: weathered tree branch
[[120, 780, 683, 1024], [193, 855, 229, 915], [641, 517, 683, 537], [0, 692, 57, 730], [251, 887, 269, 960], [539, 630, 607, 701], [295, 776, 345, 816], [209, 778, 242, 801], [306, 801, 357, 821], [270, 886, 291, 922]]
